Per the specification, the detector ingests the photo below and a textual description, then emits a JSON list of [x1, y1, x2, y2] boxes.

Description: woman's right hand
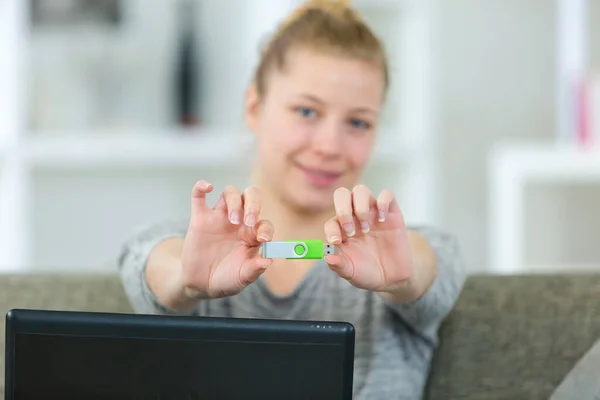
[[178, 180, 274, 300]]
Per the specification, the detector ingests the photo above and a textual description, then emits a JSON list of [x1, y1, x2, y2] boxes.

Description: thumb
[[191, 180, 214, 216], [324, 254, 354, 282], [239, 257, 273, 287]]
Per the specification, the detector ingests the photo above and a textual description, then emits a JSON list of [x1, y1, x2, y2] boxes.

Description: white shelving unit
[[0, 0, 28, 272], [25, 131, 250, 168], [487, 0, 598, 274], [0, 0, 439, 271], [488, 142, 600, 274]]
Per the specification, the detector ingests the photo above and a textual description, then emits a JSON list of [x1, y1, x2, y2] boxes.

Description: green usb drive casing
[[261, 240, 335, 259]]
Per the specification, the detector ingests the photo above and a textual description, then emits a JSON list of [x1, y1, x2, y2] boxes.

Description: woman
[[118, 0, 466, 398]]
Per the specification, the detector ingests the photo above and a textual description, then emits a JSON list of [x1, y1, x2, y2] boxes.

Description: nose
[[312, 119, 343, 158]]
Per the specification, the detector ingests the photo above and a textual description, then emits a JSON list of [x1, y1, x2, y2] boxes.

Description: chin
[[286, 190, 332, 214]]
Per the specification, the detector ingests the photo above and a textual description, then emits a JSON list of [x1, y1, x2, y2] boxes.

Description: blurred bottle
[[174, 0, 199, 128]]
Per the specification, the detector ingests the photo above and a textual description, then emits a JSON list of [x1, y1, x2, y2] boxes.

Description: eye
[[296, 107, 317, 119], [349, 118, 371, 130]]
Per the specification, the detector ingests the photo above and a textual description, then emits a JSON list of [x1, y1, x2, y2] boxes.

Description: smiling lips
[[296, 163, 343, 188]]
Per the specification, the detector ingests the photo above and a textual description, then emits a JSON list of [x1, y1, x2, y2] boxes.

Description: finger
[[241, 186, 261, 228], [333, 187, 355, 237], [191, 180, 214, 215], [324, 254, 353, 281], [212, 191, 226, 211], [223, 185, 242, 225], [352, 184, 375, 233], [324, 216, 343, 244], [377, 189, 396, 222], [254, 219, 274, 243], [239, 257, 273, 288]]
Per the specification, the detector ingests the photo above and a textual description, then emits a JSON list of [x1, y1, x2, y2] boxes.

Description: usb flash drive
[[261, 240, 336, 259]]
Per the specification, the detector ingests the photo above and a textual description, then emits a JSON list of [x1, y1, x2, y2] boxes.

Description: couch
[[1, 272, 599, 399]]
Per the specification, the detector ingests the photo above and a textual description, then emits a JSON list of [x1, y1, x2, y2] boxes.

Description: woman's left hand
[[323, 185, 415, 296]]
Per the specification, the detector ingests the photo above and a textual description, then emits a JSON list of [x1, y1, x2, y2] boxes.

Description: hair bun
[[282, 0, 352, 29], [307, 0, 352, 9]]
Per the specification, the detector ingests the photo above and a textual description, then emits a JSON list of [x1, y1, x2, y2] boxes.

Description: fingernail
[[258, 235, 268, 242], [378, 211, 385, 222], [329, 236, 341, 244], [204, 182, 212, 188], [360, 221, 370, 233], [245, 214, 256, 227], [343, 223, 355, 236], [230, 211, 240, 225]]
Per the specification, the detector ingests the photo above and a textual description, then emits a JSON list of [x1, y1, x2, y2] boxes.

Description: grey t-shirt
[[117, 221, 466, 400]]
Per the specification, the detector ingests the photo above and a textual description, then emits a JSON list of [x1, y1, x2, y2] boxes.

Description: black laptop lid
[[4, 309, 355, 399]]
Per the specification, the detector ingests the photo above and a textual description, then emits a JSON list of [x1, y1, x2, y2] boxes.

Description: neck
[[253, 171, 332, 242]]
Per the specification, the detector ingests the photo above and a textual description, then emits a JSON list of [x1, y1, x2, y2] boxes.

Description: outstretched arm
[[117, 220, 197, 315], [380, 226, 466, 346]]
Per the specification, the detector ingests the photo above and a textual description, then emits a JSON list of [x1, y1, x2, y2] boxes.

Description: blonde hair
[[253, 0, 389, 97]]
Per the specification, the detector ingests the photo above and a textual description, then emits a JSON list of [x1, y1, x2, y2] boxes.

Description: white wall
[[437, 0, 600, 272], [28, 0, 258, 269], [21, 0, 600, 272], [24, 0, 417, 270], [31, 167, 246, 270], [592, 0, 600, 70]]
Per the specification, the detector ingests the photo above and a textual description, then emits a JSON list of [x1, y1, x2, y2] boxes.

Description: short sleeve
[[383, 226, 466, 346], [116, 220, 192, 315]]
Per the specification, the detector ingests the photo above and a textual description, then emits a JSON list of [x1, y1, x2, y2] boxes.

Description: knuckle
[[244, 186, 260, 196], [238, 268, 253, 288], [353, 184, 369, 193], [243, 187, 261, 208], [358, 213, 370, 221], [326, 225, 341, 236], [224, 189, 242, 203], [357, 187, 373, 200], [180, 270, 202, 294], [192, 180, 205, 193], [334, 186, 350, 197], [224, 185, 239, 194], [256, 224, 270, 236]]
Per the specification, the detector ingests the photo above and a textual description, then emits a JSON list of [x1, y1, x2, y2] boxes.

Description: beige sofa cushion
[[0, 273, 133, 396], [424, 274, 600, 400]]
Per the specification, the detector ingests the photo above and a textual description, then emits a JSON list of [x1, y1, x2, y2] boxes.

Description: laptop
[[4, 309, 355, 399]]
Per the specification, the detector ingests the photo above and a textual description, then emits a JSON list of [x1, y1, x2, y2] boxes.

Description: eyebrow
[[296, 93, 379, 114]]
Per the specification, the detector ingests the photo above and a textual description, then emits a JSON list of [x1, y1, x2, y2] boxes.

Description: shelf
[[25, 129, 249, 169], [488, 141, 600, 274], [20, 129, 412, 169], [490, 142, 600, 182]]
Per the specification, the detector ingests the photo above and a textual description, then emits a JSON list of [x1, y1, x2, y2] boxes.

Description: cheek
[[347, 136, 375, 170], [257, 111, 307, 164], [264, 113, 308, 152]]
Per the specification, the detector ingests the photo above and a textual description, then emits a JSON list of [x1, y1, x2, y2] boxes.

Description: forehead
[[268, 47, 385, 106]]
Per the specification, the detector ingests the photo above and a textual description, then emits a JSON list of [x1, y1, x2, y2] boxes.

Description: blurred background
[[0, 0, 599, 275]]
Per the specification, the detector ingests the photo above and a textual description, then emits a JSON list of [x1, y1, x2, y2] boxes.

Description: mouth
[[295, 163, 344, 188]]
